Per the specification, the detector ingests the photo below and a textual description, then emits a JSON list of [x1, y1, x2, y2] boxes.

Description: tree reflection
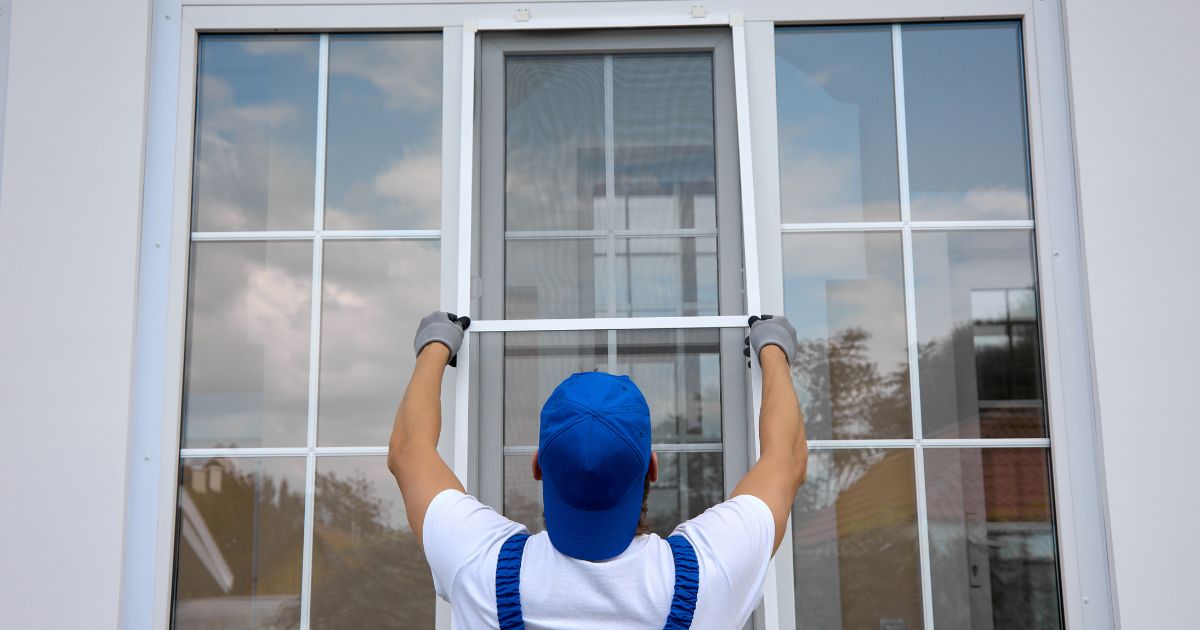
[[277, 470, 435, 629], [789, 320, 1058, 629], [174, 460, 434, 630], [175, 459, 305, 629]]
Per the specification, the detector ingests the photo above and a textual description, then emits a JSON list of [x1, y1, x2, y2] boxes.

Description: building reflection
[[173, 457, 434, 629], [791, 324, 1061, 629]]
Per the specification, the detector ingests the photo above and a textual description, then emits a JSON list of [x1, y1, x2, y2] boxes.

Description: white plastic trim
[[890, 23, 937, 630], [476, 12, 731, 31], [131, 5, 1114, 630], [467, 315, 751, 333], [452, 24, 477, 497], [299, 33, 330, 630], [780, 220, 1035, 232], [190, 229, 440, 240]]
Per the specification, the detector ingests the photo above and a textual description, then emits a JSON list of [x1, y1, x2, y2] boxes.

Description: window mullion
[[891, 23, 937, 630], [299, 32, 330, 630], [604, 54, 619, 367]]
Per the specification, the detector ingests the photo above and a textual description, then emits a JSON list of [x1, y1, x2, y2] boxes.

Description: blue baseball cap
[[538, 372, 652, 561]]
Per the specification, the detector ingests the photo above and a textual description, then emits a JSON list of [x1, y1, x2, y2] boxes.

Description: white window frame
[[122, 2, 1115, 630]]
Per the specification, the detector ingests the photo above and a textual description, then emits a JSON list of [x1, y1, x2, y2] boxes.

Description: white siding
[[0, 1, 152, 629], [1062, 0, 1200, 627]]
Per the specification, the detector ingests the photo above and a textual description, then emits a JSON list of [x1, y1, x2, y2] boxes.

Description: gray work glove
[[744, 314, 799, 366], [413, 311, 471, 367]]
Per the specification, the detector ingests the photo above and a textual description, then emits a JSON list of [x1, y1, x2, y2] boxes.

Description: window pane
[[783, 232, 912, 439], [902, 22, 1032, 220], [318, 240, 439, 446], [645, 451, 724, 536], [501, 52, 729, 320], [615, 329, 722, 443], [506, 56, 605, 231], [925, 448, 1062, 628], [504, 451, 723, 538], [792, 449, 922, 630], [501, 330, 609, 446], [612, 54, 716, 231], [614, 237, 718, 317], [173, 457, 306, 629], [505, 239, 608, 319], [324, 34, 442, 230], [183, 242, 312, 448], [503, 455, 542, 533], [192, 35, 319, 232], [505, 236, 717, 319], [913, 231, 1046, 439], [311, 456, 434, 629], [499, 329, 724, 446], [775, 26, 900, 222]]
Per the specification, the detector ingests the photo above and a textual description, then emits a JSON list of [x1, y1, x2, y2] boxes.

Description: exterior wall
[[0, 0, 1196, 628], [0, 1, 152, 629], [1061, 0, 1200, 627]]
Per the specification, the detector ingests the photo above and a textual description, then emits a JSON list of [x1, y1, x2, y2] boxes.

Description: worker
[[388, 311, 808, 629]]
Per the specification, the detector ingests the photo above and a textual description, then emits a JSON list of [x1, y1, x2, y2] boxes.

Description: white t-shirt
[[422, 489, 775, 630]]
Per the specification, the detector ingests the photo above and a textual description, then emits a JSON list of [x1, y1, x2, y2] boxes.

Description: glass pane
[[506, 56, 605, 231], [311, 456, 434, 628], [192, 35, 319, 232], [318, 240, 439, 446], [173, 457, 306, 629], [505, 239, 608, 319], [645, 451, 724, 536], [504, 455, 542, 532], [913, 231, 1046, 439], [502, 330, 608, 446], [775, 26, 900, 222], [925, 448, 1062, 629], [614, 237, 718, 317], [615, 329, 722, 444], [504, 450, 723, 538], [783, 233, 912, 439], [902, 22, 1032, 221], [500, 329, 724, 446], [506, 237, 717, 319], [612, 54, 716, 231], [324, 34, 442, 230], [183, 242, 312, 448], [792, 449, 922, 630]]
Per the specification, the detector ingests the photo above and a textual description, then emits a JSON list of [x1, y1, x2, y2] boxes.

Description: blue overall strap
[[663, 535, 700, 629], [495, 532, 530, 630]]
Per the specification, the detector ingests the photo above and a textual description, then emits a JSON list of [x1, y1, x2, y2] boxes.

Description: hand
[[413, 311, 471, 367], [744, 314, 799, 366]]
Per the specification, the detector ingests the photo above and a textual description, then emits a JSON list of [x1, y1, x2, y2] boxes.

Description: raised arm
[[731, 315, 808, 554], [387, 311, 469, 547]]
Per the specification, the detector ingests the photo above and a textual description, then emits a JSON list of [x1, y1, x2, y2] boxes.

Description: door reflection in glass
[[925, 448, 1062, 629]]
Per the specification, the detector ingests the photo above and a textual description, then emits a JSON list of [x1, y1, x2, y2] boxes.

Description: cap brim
[[542, 470, 645, 561]]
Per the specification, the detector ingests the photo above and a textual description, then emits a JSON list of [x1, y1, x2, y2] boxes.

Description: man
[[389, 311, 807, 629]]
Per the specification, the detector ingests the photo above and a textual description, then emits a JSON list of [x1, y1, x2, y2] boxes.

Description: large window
[[173, 33, 443, 628], [155, 11, 1102, 630], [776, 21, 1062, 628]]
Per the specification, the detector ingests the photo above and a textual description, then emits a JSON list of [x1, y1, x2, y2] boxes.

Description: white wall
[[1062, 0, 1200, 627], [0, 1, 151, 629]]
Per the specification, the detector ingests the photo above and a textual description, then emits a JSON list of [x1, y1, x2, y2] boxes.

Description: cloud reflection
[[192, 37, 319, 232]]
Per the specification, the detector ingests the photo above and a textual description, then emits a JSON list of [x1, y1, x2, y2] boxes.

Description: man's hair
[[634, 473, 653, 536]]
